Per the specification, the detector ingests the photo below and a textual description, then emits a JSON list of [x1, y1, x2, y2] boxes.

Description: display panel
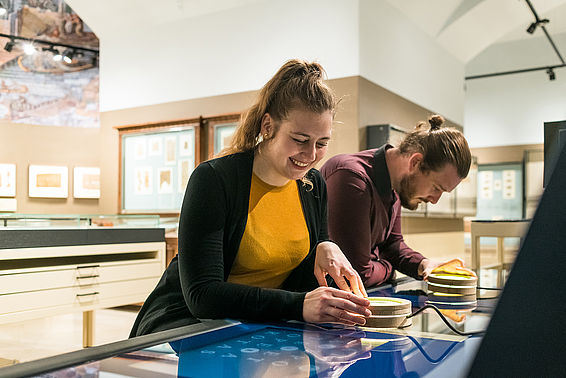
[[121, 126, 197, 213]]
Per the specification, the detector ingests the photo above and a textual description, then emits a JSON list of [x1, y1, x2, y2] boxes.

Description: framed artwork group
[[116, 113, 240, 214], [0, 164, 101, 200]]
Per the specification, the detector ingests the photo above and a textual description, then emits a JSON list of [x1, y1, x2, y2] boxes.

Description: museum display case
[[0, 214, 167, 347]]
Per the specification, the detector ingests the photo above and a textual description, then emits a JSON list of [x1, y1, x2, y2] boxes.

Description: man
[[321, 115, 472, 287]]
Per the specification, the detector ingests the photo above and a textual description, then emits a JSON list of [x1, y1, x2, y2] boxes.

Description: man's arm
[[325, 169, 393, 287], [378, 208, 425, 279]]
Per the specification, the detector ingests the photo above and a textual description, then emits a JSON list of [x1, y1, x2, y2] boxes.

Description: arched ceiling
[[385, 0, 566, 62], [66, 0, 566, 64]]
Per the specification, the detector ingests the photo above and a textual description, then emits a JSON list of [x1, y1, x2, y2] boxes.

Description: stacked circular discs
[[364, 297, 412, 328], [426, 273, 477, 307]]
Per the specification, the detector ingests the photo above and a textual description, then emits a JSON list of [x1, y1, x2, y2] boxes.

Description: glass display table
[[0, 276, 500, 378]]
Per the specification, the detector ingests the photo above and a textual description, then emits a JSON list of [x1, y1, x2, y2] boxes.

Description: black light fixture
[[3, 38, 14, 51], [466, 0, 564, 82], [62, 49, 75, 64], [526, 18, 549, 34], [0, 32, 98, 62], [42, 44, 58, 55]]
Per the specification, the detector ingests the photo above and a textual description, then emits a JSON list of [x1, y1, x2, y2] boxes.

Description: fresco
[[0, 0, 99, 127]]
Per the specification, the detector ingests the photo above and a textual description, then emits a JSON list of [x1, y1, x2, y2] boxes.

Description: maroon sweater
[[320, 145, 424, 287]]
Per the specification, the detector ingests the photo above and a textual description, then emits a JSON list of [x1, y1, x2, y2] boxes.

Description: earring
[[263, 133, 269, 139]]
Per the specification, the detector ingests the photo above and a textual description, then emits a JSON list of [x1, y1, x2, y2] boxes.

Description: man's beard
[[398, 172, 419, 210]]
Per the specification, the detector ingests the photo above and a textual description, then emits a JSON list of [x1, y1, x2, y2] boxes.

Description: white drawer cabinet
[[0, 229, 166, 347]]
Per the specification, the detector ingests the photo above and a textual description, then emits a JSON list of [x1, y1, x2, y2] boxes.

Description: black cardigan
[[130, 151, 329, 337]]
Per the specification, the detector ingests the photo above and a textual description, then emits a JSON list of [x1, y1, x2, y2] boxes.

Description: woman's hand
[[303, 286, 371, 326], [314, 241, 368, 298]]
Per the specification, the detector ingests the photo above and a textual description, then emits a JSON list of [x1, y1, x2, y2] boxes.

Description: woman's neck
[[253, 149, 290, 187]]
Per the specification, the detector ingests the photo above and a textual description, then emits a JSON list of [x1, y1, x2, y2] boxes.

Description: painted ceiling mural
[[0, 0, 99, 128]]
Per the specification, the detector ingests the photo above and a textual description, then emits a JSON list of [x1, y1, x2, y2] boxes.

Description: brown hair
[[223, 59, 337, 155], [399, 115, 471, 178]]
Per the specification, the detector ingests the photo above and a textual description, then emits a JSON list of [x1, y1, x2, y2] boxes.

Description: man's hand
[[419, 258, 476, 280], [314, 241, 368, 298]]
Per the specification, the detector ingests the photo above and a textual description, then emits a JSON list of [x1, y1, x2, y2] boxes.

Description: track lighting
[[547, 68, 556, 81], [0, 32, 98, 66]]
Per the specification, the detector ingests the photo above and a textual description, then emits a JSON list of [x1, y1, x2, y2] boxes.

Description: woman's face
[[256, 108, 333, 186]]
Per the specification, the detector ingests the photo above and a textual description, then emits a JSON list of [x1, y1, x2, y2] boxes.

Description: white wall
[[98, 0, 360, 112], [359, 0, 466, 125], [464, 33, 566, 148]]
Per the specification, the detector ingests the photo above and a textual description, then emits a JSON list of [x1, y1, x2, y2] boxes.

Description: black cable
[[407, 304, 485, 336], [406, 335, 459, 364]]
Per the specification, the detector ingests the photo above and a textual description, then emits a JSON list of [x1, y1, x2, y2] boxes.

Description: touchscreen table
[[0, 277, 499, 378]]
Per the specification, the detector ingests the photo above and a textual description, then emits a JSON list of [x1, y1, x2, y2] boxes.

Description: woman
[[130, 59, 370, 337]]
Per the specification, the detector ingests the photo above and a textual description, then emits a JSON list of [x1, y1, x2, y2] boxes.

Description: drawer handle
[[77, 265, 100, 269], [76, 292, 99, 297], [76, 275, 100, 280]]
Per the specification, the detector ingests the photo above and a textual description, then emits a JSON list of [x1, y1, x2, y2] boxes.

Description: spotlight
[[547, 68, 556, 81], [3, 38, 14, 52], [62, 49, 75, 64], [526, 18, 549, 34], [23, 42, 36, 55]]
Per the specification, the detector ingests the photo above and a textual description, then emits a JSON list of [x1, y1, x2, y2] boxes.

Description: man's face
[[397, 163, 462, 210]]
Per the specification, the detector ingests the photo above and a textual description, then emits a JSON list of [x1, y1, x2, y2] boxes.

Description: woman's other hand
[[314, 241, 368, 298], [303, 286, 371, 326]]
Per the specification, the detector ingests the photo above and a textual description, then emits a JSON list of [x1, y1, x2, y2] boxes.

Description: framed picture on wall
[[73, 167, 101, 199], [29, 165, 68, 198], [206, 114, 241, 159], [117, 119, 201, 213], [0, 164, 16, 197]]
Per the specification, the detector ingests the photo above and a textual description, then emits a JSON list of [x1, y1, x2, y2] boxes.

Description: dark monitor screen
[[468, 138, 566, 376], [543, 120, 566, 187]]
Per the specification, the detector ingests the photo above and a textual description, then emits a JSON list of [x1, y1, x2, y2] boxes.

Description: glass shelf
[[0, 214, 163, 229]]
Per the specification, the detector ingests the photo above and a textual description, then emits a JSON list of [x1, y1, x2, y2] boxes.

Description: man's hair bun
[[428, 115, 445, 131]]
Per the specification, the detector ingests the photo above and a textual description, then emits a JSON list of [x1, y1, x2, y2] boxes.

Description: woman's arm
[[177, 162, 305, 321]]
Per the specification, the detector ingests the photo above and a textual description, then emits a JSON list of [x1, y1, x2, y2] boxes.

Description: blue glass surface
[[25, 278, 495, 378]]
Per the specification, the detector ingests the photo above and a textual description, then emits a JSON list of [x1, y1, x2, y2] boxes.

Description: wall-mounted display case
[[524, 149, 543, 219], [117, 119, 201, 214]]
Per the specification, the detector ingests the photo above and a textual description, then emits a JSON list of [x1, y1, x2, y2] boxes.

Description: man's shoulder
[[321, 149, 377, 177]]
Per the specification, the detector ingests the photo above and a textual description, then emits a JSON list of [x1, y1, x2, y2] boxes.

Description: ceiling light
[[23, 42, 36, 55], [547, 68, 556, 81], [61, 49, 75, 64], [3, 38, 14, 52], [526, 18, 549, 34]]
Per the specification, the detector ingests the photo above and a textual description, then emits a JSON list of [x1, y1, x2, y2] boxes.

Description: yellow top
[[228, 173, 310, 288]]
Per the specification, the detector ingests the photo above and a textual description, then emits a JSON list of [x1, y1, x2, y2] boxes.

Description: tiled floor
[[0, 306, 140, 365]]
